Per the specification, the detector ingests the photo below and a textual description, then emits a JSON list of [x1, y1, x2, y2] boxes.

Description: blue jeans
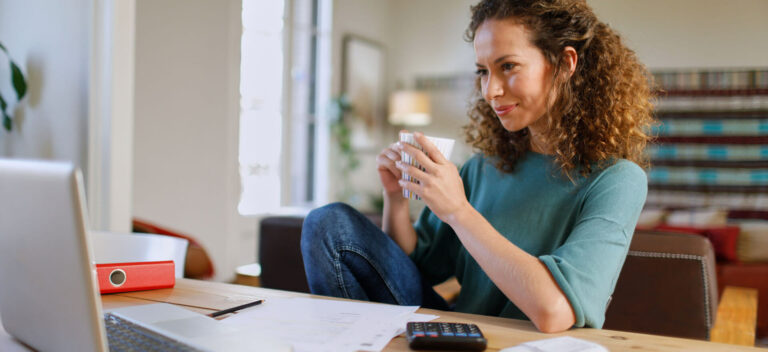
[[300, 202, 449, 310]]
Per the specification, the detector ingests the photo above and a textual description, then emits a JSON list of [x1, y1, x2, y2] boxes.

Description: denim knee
[[301, 202, 358, 253]]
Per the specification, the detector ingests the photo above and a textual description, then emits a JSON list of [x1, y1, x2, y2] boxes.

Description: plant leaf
[[0, 42, 7, 54], [3, 115, 11, 131], [10, 61, 26, 100], [0, 94, 11, 131]]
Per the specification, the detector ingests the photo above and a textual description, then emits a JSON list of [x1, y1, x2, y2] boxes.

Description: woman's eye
[[475, 68, 488, 77], [501, 63, 516, 71]]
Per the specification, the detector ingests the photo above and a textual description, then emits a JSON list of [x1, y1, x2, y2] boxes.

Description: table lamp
[[388, 90, 431, 126]]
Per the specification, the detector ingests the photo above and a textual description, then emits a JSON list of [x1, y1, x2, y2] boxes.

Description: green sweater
[[409, 152, 647, 328]]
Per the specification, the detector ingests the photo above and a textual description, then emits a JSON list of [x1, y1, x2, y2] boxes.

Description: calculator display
[[406, 322, 487, 351]]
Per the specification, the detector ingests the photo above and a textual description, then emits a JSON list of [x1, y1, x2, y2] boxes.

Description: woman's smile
[[493, 104, 518, 116]]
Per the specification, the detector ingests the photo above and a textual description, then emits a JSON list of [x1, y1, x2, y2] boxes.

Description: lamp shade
[[388, 90, 431, 126]]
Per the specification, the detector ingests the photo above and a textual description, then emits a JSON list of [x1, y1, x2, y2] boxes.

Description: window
[[238, 0, 284, 214], [238, 0, 330, 215]]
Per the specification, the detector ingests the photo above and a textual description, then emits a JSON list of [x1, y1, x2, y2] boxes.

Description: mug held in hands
[[399, 132, 455, 200]]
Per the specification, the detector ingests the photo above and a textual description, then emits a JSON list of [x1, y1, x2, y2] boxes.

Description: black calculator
[[406, 322, 487, 351]]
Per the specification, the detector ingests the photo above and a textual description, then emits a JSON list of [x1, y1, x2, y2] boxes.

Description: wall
[[132, 0, 246, 281], [89, 0, 136, 233], [327, 0, 395, 211], [589, 0, 768, 70], [0, 0, 89, 170], [388, 0, 476, 83], [387, 0, 477, 164]]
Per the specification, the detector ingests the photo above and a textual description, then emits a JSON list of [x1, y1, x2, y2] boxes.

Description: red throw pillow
[[653, 225, 740, 262]]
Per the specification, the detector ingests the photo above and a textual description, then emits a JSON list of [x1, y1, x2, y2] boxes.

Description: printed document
[[221, 297, 437, 352]]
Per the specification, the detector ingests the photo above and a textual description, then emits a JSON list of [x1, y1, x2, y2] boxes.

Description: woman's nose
[[483, 73, 504, 102]]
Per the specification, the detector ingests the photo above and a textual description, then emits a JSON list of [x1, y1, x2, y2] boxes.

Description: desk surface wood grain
[[100, 279, 764, 351]]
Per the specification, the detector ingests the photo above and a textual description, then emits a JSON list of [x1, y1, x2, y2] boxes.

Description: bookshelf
[[647, 69, 768, 339], [646, 69, 768, 219]]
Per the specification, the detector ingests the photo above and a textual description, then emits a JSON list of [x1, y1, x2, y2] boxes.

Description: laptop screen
[[0, 159, 107, 352]]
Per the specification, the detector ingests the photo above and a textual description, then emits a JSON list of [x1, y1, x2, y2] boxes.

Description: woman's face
[[474, 18, 553, 133]]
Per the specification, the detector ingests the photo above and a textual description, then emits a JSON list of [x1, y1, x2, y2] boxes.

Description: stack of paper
[[221, 297, 438, 352]]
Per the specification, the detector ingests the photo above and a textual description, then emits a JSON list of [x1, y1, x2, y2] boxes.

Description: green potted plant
[[0, 42, 27, 131], [328, 95, 386, 212], [328, 94, 360, 204]]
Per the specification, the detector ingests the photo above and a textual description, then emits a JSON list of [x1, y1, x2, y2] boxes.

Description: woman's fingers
[[383, 148, 400, 162], [375, 154, 396, 174], [397, 142, 436, 173], [398, 178, 420, 199], [377, 151, 401, 177], [397, 168, 421, 199], [414, 132, 448, 164], [396, 161, 429, 184]]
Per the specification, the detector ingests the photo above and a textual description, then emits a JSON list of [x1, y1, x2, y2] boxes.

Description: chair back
[[258, 213, 383, 293], [259, 216, 311, 293], [604, 231, 719, 340]]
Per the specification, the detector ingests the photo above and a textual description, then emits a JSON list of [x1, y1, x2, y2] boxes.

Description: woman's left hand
[[395, 132, 470, 224]]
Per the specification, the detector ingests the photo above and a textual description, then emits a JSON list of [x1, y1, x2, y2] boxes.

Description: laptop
[[0, 159, 290, 352]]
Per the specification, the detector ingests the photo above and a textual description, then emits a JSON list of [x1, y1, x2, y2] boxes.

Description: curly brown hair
[[464, 0, 656, 176]]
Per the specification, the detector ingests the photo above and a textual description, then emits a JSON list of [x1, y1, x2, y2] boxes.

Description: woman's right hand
[[376, 142, 404, 196]]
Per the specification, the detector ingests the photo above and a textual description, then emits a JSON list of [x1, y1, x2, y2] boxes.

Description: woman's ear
[[563, 46, 578, 77]]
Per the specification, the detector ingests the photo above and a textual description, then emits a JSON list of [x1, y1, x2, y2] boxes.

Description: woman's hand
[[395, 132, 470, 223], [376, 142, 405, 197]]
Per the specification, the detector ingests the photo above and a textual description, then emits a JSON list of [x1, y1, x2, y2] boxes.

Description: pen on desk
[[208, 299, 264, 318]]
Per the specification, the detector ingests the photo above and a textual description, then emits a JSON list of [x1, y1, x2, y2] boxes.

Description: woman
[[302, 0, 654, 333]]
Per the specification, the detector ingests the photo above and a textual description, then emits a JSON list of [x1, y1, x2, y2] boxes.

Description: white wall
[[589, 0, 768, 70], [132, 0, 246, 281], [0, 0, 89, 170], [89, 0, 136, 233], [388, 0, 476, 84], [385, 0, 768, 80]]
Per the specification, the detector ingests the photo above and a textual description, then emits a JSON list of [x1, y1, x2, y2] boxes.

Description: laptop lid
[[0, 159, 108, 352]]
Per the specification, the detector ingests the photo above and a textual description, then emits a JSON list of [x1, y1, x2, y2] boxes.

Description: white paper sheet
[[500, 336, 609, 352], [221, 297, 436, 352]]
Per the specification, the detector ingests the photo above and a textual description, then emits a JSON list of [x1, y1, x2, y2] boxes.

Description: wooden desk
[[1, 278, 762, 351], [100, 279, 762, 351]]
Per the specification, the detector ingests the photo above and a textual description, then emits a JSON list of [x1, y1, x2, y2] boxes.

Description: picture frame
[[341, 34, 386, 151]]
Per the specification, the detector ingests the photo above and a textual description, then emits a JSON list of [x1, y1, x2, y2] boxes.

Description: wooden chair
[[132, 218, 215, 279]]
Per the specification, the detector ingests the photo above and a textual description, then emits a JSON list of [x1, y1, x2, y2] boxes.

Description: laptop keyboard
[[104, 313, 203, 352]]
